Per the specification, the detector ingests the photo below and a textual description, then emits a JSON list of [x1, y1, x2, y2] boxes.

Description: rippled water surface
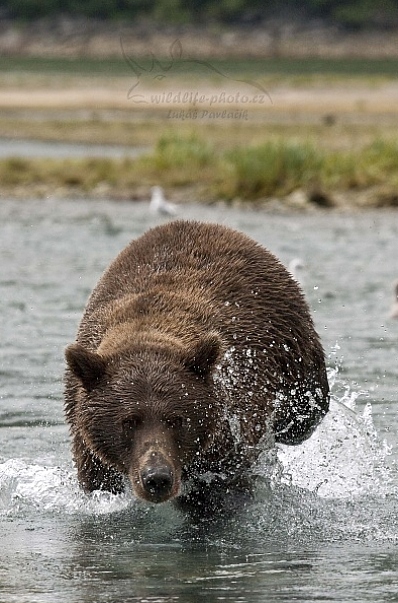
[[0, 138, 145, 159], [1, 198, 398, 602]]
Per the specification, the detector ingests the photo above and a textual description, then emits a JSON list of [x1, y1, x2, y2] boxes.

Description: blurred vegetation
[[3, 55, 398, 78], [1, 0, 398, 29], [2, 134, 398, 206]]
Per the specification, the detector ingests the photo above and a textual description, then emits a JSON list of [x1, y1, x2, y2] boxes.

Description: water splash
[[0, 366, 396, 526], [0, 459, 132, 517], [275, 366, 395, 499]]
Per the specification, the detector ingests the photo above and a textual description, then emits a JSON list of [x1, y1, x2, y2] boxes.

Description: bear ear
[[183, 332, 223, 378], [65, 343, 107, 390]]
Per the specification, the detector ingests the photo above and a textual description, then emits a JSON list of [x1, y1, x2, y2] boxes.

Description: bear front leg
[[273, 373, 330, 445], [72, 431, 125, 494], [175, 473, 254, 517]]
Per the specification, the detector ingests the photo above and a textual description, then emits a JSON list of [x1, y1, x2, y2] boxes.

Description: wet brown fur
[[64, 220, 329, 511]]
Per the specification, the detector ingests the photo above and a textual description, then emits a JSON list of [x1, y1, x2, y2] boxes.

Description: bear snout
[[133, 450, 181, 503], [140, 465, 174, 503]]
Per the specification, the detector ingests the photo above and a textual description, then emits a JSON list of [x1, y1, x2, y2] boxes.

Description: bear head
[[65, 332, 223, 503]]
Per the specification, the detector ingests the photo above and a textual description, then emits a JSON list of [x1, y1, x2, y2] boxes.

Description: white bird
[[288, 257, 305, 283], [149, 186, 177, 216], [390, 280, 398, 319]]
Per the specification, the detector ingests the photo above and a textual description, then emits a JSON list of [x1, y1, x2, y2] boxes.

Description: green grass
[[218, 141, 323, 198], [141, 133, 216, 185], [2, 133, 398, 205], [216, 137, 398, 199], [2, 56, 398, 78], [0, 56, 133, 76]]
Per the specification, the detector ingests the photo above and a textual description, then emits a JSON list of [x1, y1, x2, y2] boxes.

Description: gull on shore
[[149, 186, 177, 216], [288, 257, 305, 283]]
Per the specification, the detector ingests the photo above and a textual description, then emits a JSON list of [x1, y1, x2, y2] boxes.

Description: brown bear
[[64, 220, 329, 512]]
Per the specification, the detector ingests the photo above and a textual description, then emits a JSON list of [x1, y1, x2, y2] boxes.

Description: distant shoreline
[[1, 20, 398, 210], [2, 18, 398, 60]]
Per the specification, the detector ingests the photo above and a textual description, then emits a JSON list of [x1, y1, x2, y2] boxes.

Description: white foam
[[0, 459, 132, 516], [276, 389, 394, 499]]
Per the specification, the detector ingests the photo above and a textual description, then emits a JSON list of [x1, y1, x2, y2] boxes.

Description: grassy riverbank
[[2, 133, 398, 208], [1, 56, 398, 208]]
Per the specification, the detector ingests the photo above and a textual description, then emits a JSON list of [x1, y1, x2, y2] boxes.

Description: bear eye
[[164, 416, 184, 429], [122, 417, 142, 431]]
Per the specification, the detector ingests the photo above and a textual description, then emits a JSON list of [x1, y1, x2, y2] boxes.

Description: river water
[[0, 138, 145, 159], [0, 197, 397, 602]]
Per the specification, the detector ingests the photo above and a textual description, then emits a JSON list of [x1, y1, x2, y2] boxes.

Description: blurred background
[[1, 0, 398, 209]]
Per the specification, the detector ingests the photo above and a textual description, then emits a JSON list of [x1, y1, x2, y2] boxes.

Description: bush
[[218, 140, 323, 198]]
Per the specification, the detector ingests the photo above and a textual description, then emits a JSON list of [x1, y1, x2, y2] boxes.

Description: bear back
[[71, 220, 329, 448]]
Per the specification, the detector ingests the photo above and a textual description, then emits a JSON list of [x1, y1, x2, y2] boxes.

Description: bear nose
[[141, 466, 173, 501]]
